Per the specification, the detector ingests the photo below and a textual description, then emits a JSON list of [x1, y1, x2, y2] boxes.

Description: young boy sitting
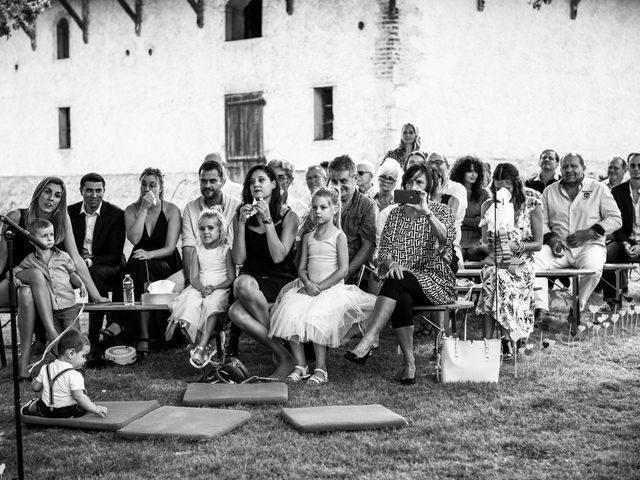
[[13, 218, 87, 343], [22, 329, 108, 418]]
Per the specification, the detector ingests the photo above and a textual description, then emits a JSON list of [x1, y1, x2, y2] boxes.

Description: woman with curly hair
[[450, 156, 492, 261]]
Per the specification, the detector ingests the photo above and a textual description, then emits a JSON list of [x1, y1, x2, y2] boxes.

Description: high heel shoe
[[344, 345, 376, 365]]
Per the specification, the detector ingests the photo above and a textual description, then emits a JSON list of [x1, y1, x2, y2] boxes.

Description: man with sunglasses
[[601, 153, 640, 304], [356, 161, 376, 196], [533, 153, 621, 326], [525, 149, 561, 194]]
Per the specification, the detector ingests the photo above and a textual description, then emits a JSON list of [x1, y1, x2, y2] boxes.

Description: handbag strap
[[144, 260, 150, 283]]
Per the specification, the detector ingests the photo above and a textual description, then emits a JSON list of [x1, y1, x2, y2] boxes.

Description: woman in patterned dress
[[382, 123, 422, 169], [345, 164, 456, 384], [476, 163, 543, 348]]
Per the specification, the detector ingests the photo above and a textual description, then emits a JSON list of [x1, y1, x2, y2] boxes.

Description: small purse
[[437, 337, 501, 383]]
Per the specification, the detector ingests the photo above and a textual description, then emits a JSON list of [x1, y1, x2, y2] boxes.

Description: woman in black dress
[[118, 168, 181, 357], [228, 165, 299, 379]]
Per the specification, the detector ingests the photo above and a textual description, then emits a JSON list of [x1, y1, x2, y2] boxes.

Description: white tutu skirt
[[167, 285, 229, 344], [269, 279, 376, 348]]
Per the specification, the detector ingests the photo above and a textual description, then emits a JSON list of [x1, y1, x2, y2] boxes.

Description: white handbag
[[438, 337, 502, 383]]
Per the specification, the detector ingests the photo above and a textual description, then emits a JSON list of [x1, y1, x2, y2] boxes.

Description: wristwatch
[[262, 217, 273, 224]]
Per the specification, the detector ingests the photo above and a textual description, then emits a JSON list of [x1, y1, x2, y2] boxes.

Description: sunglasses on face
[[357, 171, 372, 176]]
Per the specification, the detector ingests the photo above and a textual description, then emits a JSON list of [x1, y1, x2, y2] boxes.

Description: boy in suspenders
[[22, 329, 107, 418]]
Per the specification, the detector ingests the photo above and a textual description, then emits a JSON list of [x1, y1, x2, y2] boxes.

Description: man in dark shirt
[[68, 173, 125, 359], [525, 149, 561, 194], [327, 155, 377, 285]]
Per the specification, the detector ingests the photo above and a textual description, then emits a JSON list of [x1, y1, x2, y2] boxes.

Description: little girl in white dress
[[269, 187, 376, 384], [167, 209, 235, 367]]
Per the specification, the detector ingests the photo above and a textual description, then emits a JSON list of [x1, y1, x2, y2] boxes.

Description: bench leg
[[573, 279, 581, 325]]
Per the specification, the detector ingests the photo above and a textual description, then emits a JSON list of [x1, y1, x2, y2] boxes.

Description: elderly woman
[[345, 164, 456, 384], [476, 163, 542, 354], [372, 159, 403, 212], [229, 164, 299, 379], [450, 156, 492, 261], [383, 123, 422, 169], [105, 168, 182, 358], [0, 177, 109, 378], [267, 159, 307, 221]]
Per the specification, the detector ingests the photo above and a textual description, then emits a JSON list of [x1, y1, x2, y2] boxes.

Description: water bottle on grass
[[123, 274, 135, 305]]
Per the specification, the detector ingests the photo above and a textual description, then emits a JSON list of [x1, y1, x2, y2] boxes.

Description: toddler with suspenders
[[22, 329, 107, 418]]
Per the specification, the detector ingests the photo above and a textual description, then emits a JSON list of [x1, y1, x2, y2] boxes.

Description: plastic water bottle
[[123, 274, 135, 306]]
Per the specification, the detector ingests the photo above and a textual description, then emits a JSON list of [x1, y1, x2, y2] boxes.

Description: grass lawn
[[2, 304, 640, 480]]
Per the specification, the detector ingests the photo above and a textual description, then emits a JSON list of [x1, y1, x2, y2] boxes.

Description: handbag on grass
[[438, 337, 501, 384]]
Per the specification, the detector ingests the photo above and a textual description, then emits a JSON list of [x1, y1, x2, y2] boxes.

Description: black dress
[[124, 200, 181, 298], [1, 209, 36, 279], [120, 201, 181, 339], [239, 209, 296, 303]]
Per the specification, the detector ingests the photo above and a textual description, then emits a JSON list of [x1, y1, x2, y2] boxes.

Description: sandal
[[189, 345, 214, 369], [307, 368, 328, 385], [286, 365, 310, 383], [136, 338, 149, 360]]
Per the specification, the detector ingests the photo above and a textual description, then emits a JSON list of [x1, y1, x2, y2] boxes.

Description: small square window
[[58, 107, 71, 149], [225, 0, 262, 41], [314, 87, 333, 141]]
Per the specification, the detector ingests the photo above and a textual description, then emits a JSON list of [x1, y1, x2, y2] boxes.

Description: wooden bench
[[457, 268, 596, 324], [0, 302, 170, 368], [464, 261, 638, 306]]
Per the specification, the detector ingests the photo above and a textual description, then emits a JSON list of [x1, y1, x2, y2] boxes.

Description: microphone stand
[[5, 229, 25, 480]]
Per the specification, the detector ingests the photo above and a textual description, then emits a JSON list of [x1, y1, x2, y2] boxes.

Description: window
[[225, 92, 265, 181], [58, 107, 71, 149], [56, 18, 69, 59], [225, 0, 262, 41], [314, 87, 333, 141]]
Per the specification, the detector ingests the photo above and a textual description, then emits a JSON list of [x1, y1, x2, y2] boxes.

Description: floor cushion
[[21, 400, 160, 431], [281, 404, 408, 433], [182, 382, 288, 406], [117, 406, 251, 440]]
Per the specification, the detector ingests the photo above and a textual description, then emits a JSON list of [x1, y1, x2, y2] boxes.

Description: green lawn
[[2, 308, 640, 480]]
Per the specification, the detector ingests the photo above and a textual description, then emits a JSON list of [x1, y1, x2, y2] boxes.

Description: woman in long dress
[[476, 163, 543, 350]]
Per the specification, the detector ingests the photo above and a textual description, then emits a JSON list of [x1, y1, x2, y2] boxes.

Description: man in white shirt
[[427, 152, 467, 270], [533, 153, 622, 323]]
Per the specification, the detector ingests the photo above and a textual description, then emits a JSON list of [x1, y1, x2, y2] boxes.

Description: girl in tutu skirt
[[167, 210, 235, 367], [269, 187, 376, 384]]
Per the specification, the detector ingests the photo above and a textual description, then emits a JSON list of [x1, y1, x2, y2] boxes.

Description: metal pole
[[6, 230, 25, 480]]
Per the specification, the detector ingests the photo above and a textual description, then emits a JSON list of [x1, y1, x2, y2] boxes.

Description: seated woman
[[450, 155, 492, 261], [476, 163, 542, 355], [345, 164, 456, 384], [0, 177, 109, 378], [108, 168, 182, 358], [228, 165, 299, 379], [372, 159, 403, 212]]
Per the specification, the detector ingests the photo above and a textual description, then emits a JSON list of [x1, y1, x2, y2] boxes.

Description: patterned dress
[[377, 203, 456, 304], [476, 195, 542, 341]]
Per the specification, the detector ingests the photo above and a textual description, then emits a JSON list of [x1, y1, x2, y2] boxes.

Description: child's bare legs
[[289, 339, 306, 367], [313, 343, 327, 372], [197, 314, 218, 349]]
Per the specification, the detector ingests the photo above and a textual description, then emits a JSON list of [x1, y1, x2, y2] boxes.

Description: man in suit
[[68, 173, 125, 358], [601, 153, 640, 303]]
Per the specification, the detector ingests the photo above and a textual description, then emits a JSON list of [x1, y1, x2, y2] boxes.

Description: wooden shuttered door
[[225, 91, 265, 182]]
